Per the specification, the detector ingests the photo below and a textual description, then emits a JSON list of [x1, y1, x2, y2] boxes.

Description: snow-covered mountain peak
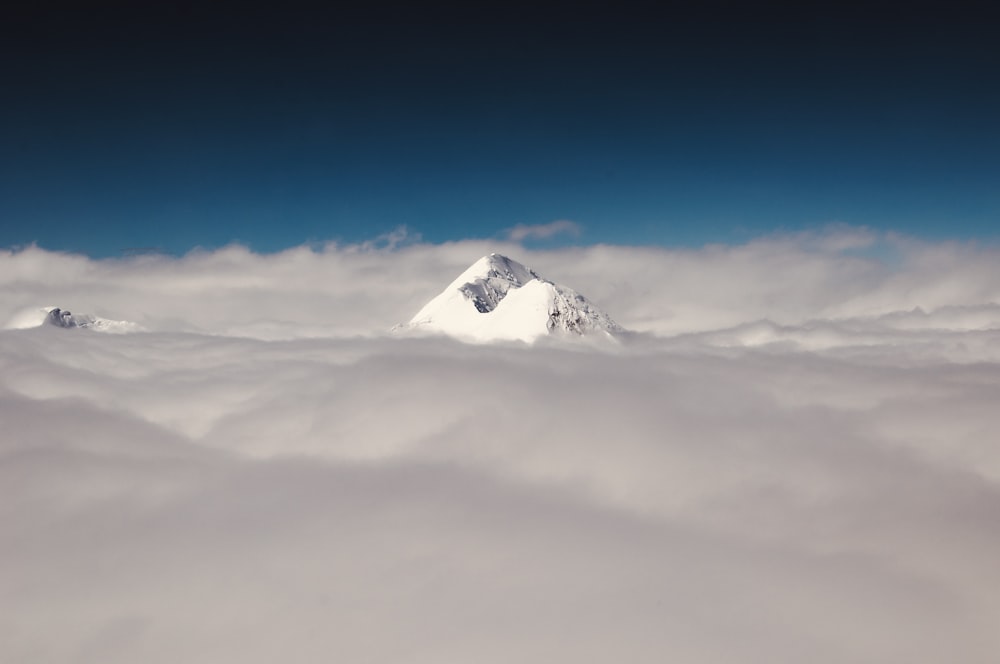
[[4, 306, 141, 333], [447, 253, 539, 292], [402, 254, 624, 343], [439, 253, 541, 316]]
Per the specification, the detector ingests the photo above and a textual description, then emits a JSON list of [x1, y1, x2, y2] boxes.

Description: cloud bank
[[2, 227, 1000, 663]]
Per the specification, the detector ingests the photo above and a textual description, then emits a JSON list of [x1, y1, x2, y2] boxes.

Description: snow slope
[[403, 254, 623, 343], [4, 306, 141, 333]]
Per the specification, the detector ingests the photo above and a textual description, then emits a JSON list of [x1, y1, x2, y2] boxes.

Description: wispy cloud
[[355, 224, 422, 251], [506, 219, 581, 242]]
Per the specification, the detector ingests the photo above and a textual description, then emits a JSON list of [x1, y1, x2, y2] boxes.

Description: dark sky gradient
[[2, 1, 998, 256]]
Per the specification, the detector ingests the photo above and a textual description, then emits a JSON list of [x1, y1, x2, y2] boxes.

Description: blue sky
[[1, 1, 998, 257]]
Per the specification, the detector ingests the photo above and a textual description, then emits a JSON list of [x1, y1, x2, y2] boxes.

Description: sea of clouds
[[2, 226, 1000, 663]]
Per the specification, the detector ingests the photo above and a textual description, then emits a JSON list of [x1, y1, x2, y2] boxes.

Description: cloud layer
[[3, 226, 999, 342], [2, 228, 1000, 663]]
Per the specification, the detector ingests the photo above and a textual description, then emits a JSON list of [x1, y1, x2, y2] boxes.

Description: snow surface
[[403, 254, 623, 343], [4, 306, 141, 333]]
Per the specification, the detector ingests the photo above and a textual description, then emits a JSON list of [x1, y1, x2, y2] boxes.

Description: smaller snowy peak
[[46, 308, 81, 328], [402, 253, 624, 343], [4, 306, 141, 333]]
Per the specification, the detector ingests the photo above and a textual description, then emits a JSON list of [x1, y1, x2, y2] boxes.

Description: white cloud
[[2, 227, 1000, 662], [506, 219, 582, 242]]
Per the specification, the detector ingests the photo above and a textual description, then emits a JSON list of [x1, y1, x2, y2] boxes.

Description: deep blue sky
[[1, 1, 998, 257]]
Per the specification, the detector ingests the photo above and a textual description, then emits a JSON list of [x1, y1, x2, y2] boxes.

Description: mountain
[[401, 253, 624, 343], [4, 306, 140, 333]]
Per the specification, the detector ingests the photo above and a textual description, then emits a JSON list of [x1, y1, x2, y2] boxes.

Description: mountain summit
[[402, 254, 623, 343], [3, 306, 140, 333]]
